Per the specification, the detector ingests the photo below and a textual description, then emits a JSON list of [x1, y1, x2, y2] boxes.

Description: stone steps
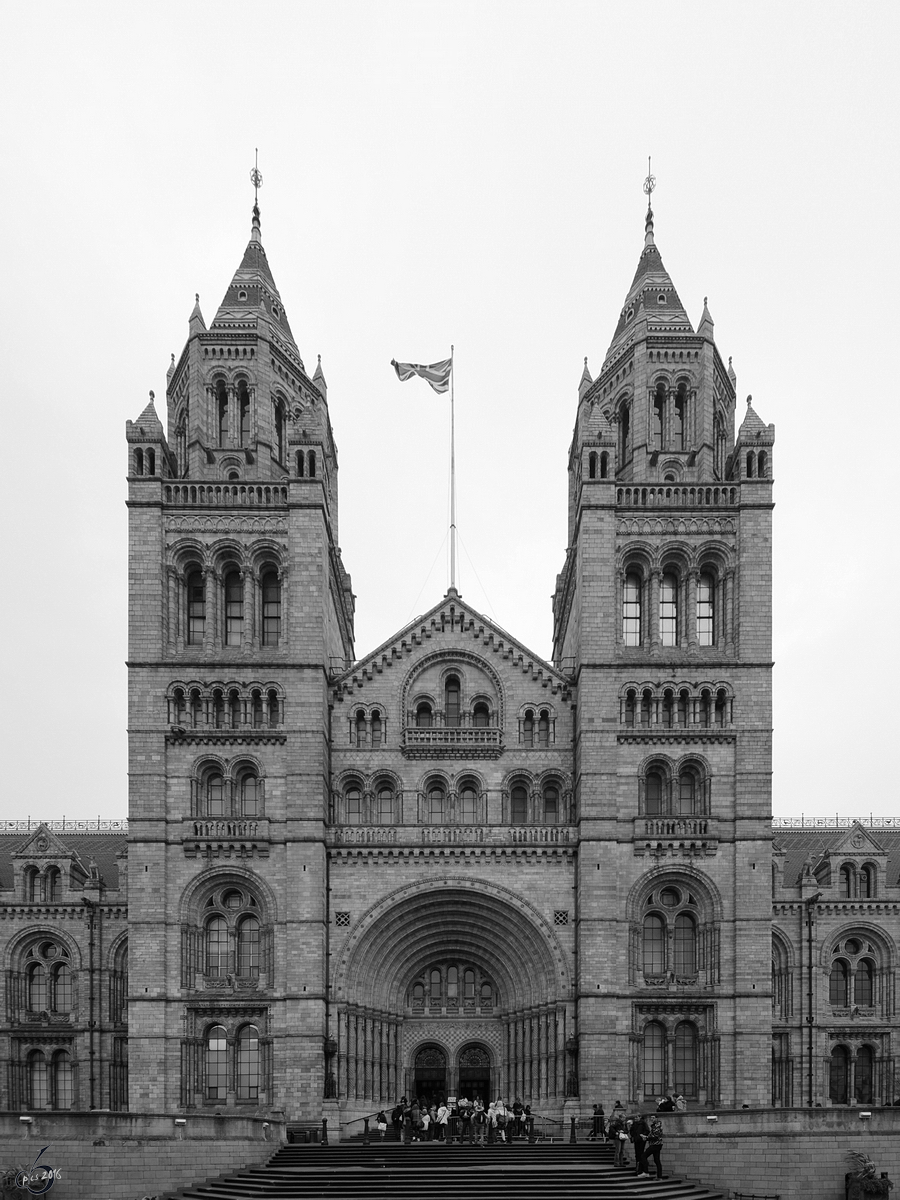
[[160, 1141, 726, 1200]]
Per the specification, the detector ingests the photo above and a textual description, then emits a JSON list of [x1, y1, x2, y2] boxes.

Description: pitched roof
[[210, 205, 305, 371], [737, 397, 770, 440], [774, 825, 900, 889], [334, 589, 572, 701], [0, 831, 126, 892]]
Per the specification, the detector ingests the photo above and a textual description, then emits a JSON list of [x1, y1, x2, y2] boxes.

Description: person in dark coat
[[645, 1114, 664, 1180], [630, 1113, 651, 1177]]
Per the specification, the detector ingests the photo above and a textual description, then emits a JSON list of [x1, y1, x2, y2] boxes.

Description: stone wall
[[657, 1108, 900, 1200], [0, 1112, 280, 1200]]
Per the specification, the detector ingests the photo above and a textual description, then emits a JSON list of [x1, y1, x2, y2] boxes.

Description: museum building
[[2, 195, 898, 1121]]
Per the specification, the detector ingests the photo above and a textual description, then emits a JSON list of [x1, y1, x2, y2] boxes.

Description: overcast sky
[[2, 1, 898, 824]]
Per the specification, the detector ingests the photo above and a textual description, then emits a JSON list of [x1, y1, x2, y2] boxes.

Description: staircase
[[160, 1139, 727, 1200]]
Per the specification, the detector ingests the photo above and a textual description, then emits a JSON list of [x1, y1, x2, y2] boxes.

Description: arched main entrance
[[414, 1044, 447, 1107], [457, 1043, 491, 1105]]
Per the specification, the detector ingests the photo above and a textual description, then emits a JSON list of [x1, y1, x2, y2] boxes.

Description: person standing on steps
[[630, 1112, 651, 1177], [391, 1099, 404, 1141], [609, 1110, 629, 1168], [645, 1113, 664, 1180]]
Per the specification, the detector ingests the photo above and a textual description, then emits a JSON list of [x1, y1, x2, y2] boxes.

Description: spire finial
[[643, 156, 656, 246], [747, 394, 753, 407], [149, 390, 155, 403], [250, 149, 263, 243]]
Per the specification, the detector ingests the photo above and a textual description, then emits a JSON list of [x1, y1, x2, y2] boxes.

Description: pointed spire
[[189, 293, 206, 333], [313, 353, 327, 395], [698, 295, 714, 339], [738, 394, 768, 438], [728, 355, 737, 389], [251, 202, 261, 245], [135, 390, 164, 434], [578, 356, 593, 397], [166, 352, 176, 382]]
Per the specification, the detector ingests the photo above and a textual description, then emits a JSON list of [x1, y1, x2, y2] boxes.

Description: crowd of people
[[374, 1091, 681, 1180], [379, 1096, 534, 1145]]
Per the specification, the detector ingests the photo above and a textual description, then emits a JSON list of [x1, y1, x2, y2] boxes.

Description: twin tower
[[125, 195, 774, 1119]]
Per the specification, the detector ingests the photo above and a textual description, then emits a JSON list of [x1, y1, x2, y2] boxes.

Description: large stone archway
[[332, 878, 573, 1116]]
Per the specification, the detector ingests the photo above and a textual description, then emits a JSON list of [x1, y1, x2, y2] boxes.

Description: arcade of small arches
[[333, 773, 570, 826], [168, 682, 284, 730], [622, 684, 733, 729], [813, 860, 880, 899], [639, 757, 712, 818]]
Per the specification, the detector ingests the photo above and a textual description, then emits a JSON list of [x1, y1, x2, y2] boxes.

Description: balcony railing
[[402, 727, 503, 759], [617, 484, 737, 508]]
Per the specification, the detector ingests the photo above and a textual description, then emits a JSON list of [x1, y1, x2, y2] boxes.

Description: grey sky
[[2, 1, 897, 822]]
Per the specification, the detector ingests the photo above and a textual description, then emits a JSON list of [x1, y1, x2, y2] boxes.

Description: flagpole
[[449, 345, 456, 592]]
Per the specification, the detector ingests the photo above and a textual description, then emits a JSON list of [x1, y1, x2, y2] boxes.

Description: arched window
[[830, 958, 850, 1006], [645, 770, 664, 815], [237, 916, 260, 978], [134, 448, 144, 475], [346, 786, 361, 825], [677, 689, 689, 726], [660, 690, 674, 728], [699, 689, 713, 728], [600, 451, 609, 479], [618, 401, 631, 467], [237, 1024, 260, 1100], [480, 981, 493, 1006], [447, 966, 459, 1001], [589, 451, 597, 479], [677, 770, 697, 814], [25, 866, 40, 902], [460, 783, 478, 822], [758, 450, 768, 477], [224, 569, 243, 646], [746, 451, 755, 479], [839, 864, 854, 899], [642, 1021, 665, 1098], [371, 712, 382, 747], [377, 785, 394, 823], [430, 969, 441, 1003], [274, 401, 285, 464], [464, 970, 475, 1002], [261, 570, 281, 646], [624, 689, 637, 727], [308, 450, 316, 477], [830, 1045, 849, 1103], [642, 915, 665, 975], [715, 688, 728, 727], [238, 381, 250, 445], [186, 569, 205, 645], [861, 864, 876, 898], [623, 572, 642, 646], [27, 961, 47, 1011], [206, 1025, 228, 1099], [216, 380, 229, 446], [674, 913, 697, 974], [856, 1045, 874, 1103], [672, 384, 686, 451], [267, 689, 279, 728], [52, 963, 72, 1012], [511, 785, 528, 824], [415, 702, 433, 728], [660, 572, 678, 646], [28, 1050, 49, 1109], [674, 1021, 698, 1097], [206, 772, 225, 817], [445, 675, 460, 727], [652, 385, 665, 449], [543, 785, 559, 823], [53, 1050, 74, 1109], [856, 959, 875, 1008], [522, 710, 534, 747], [412, 982, 425, 1007], [205, 917, 229, 978], [472, 702, 489, 727], [428, 783, 445, 822], [296, 450, 305, 476], [355, 710, 367, 747], [189, 688, 203, 727], [538, 709, 551, 745], [46, 867, 61, 903], [697, 572, 715, 646], [237, 770, 259, 818]]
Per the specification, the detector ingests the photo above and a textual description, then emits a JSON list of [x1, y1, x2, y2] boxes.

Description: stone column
[[649, 570, 661, 650], [687, 570, 699, 650]]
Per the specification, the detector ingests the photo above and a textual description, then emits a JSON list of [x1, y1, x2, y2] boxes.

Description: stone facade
[[1, 198, 897, 1123]]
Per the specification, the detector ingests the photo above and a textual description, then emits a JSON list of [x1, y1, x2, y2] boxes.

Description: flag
[[391, 357, 452, 394]]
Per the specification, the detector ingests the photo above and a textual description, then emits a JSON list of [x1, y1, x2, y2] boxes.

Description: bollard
[[321, 1117, 328, 1147], [363, 1116, 371, 1146], [569, 1116, 577, 1144]]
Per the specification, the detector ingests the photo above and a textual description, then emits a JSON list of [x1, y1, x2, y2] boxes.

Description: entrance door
[[458, 1044, 492, 1105], [413, 1045, 447, 1106]]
